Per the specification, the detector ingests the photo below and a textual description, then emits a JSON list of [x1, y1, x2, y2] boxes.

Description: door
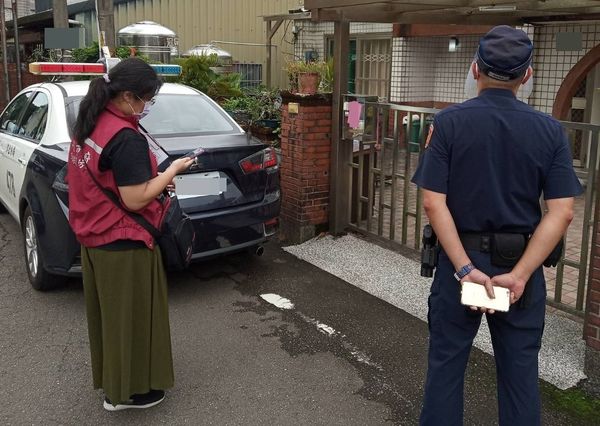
[[0, 91, 48, 218], [327, 38, 357, 92], [0, 91, 34, 217]]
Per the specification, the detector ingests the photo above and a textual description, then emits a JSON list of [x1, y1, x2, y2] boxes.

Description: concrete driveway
[[0, 212, 578, 425]]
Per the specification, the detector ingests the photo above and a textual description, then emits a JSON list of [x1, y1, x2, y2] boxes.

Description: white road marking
[[260, 293, 294, 310], [259, 293, 383, 370]]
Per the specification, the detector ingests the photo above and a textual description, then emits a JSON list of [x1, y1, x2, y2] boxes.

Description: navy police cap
[[476, 25, 533, 81]]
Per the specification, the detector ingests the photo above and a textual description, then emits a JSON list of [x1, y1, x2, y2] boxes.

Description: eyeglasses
[[135, 94, 156, 105]]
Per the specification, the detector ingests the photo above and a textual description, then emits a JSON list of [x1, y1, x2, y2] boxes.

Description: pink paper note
[[347, 101, 362, 129]]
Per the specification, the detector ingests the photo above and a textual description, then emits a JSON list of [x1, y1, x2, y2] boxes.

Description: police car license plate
[[175, 172, 227, 198]]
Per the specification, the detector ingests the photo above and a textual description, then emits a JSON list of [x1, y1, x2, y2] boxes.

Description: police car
[[0, 62, 280, 290]]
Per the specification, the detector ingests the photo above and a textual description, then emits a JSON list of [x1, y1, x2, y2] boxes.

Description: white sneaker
[[103, 390, 165, 411]]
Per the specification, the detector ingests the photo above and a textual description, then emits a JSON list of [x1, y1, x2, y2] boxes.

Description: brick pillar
[[279, 92, 332, 244], [585, 226, 600, 391]]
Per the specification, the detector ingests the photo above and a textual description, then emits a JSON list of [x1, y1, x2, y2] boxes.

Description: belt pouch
[[491, 233, 526, 267]]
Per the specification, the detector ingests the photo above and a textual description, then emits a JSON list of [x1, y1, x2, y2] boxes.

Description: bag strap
[[83, 161, 162, 239]]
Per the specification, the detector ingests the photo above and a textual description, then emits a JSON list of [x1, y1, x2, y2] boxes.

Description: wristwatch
[[454, 263, 475, 281]]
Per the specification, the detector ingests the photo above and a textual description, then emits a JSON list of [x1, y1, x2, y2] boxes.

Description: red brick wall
[[0, 64, 46, 111], [586, 249, 600, 350], [279, 93, 332, 243], [585, 177, 600, 385]]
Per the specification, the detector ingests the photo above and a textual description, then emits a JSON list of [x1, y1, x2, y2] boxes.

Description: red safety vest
[[67, 103, 168, 249]]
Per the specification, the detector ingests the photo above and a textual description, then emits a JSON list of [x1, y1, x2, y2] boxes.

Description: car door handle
[[18, 158, 27, 166]]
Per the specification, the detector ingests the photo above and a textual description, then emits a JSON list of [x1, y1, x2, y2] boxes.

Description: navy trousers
[[420, 250, 545, 426]]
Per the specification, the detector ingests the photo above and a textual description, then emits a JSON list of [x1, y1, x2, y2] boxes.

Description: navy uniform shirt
[[412, 88, 583, 233]]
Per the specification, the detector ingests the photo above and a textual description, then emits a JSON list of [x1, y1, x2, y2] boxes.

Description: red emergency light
[[29, 62, 106, 75]]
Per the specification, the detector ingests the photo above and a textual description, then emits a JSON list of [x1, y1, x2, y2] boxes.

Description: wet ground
[[0, 211, 583, 425]]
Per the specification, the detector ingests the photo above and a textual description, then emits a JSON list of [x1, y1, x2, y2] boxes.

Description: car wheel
[[22, 206, 65, 291]]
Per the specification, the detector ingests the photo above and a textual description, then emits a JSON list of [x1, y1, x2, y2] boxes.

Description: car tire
[[22, 206, 65, 291]]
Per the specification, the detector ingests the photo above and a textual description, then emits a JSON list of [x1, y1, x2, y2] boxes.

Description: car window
[[65, 96, 80, 138], [0, 92, 34, 135], [141, 94, 237, 135], [18, 92, 49, 142], [65, 92, 239, 137]]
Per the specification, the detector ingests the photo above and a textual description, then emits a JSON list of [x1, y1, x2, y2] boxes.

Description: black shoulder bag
[[85, 163, 195, 271]]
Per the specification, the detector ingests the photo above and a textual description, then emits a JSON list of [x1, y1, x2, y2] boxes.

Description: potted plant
[[285, 60, 327, 95]]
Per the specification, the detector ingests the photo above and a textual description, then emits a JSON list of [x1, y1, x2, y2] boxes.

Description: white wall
[[295, 20, 600, 116], [530, 22, 600, 115]]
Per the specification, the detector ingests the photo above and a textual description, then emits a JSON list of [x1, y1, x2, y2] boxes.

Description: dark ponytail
[[72, 57, 163, 144]]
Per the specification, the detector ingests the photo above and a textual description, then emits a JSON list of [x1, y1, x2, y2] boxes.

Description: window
[[18, 92, 49, 141], [65, 93, 238, 137], [356, 39, 392, 102], [326, 36, 391, 101], [0, 92, 34, 135], [141, 94, 237, 135]]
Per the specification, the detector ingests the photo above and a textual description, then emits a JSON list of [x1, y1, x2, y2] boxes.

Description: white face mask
[[128, 95, 155, 119], [138, 101, 152, 119], [516, 67, 534, 100], [464, 62, 534, 101], [464, 63, 478, 99]]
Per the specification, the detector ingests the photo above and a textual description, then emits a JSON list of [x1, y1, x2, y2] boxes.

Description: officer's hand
[[462, 269, 495, 314], [491, 273, 527, 304]]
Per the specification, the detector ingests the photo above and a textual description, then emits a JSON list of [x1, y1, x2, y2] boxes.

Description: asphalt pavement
[[0, 211, 581, 425]]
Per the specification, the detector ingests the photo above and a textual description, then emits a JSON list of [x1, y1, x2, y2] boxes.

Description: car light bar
[[28, 62, 182, 77]]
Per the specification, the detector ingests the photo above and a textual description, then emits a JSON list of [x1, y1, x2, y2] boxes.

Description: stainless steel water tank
[[183, 44, 233, 64], [117, 21, 178, 63]]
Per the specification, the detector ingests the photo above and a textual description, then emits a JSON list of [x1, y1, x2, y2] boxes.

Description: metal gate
[[341, 96, 600, 316]]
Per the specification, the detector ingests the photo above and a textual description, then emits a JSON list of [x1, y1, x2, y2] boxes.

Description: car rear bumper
[[188, 193, 280, 258], [46, 194, 280, 275]]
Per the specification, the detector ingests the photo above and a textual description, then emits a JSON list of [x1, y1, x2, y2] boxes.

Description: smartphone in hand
[[461, 281, 510, 312], [185, 147, 205, 159]]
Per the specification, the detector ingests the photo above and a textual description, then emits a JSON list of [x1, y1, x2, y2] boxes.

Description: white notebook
[[461, 281, 510, 312]]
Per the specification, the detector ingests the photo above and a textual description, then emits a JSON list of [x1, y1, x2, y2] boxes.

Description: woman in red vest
[[68, 58, 193, 411]]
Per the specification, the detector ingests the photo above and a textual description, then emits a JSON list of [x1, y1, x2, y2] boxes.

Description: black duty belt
[[459, 232, 531, 252], [459, 233, 493, 253]]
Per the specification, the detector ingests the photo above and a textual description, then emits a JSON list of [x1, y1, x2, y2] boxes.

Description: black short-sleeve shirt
[[98, 128, 153, 250], [411, 88, 583, 233], [99, 128, 152, 185]]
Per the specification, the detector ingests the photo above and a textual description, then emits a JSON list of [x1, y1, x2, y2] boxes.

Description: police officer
[[412, 26, 582, 425]]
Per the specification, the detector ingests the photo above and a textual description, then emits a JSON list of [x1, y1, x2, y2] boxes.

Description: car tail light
[[239, 147, 278, 174], [264, 218, 279, 236]]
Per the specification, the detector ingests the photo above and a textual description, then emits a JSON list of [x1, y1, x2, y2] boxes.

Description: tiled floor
[[351, 150, 591, 314]]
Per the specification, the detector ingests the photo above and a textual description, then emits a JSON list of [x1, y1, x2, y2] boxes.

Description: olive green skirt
[[81, 245, 174, 404]]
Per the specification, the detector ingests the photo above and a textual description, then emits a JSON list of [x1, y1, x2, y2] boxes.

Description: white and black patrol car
[[0, 63, 280, 291]]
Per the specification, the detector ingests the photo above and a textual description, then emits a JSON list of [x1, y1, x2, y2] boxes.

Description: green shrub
[[71, 42, 146, 63], [222, 86, 281, 124], [174, 55, 242, 101]]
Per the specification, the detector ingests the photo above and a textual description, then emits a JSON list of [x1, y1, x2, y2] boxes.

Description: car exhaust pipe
[[255, 246, 264, 256]]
